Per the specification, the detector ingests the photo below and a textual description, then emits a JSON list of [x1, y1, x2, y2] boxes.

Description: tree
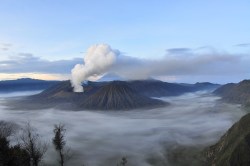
[[0, 120, 17, 138], [117, 157, 128, 166], [52, 124, 71, 166], [0, 121, 30, 166], [19, 122, 47, 166]]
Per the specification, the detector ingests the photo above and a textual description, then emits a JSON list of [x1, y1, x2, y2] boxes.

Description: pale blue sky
[[0, 0, 250, 82]]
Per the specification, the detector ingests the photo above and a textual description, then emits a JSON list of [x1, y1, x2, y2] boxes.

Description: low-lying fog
[[0, 91, 246, 166]]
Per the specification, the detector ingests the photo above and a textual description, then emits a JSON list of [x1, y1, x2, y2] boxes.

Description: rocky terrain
[[206, 113, 250, 166], [204, 79, 250, 165], [214, 80, 250, 106]]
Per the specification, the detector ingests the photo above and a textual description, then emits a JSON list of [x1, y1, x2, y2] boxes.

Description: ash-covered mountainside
[[214, 79, 250, 106], [206, 113, 250, 166], [30, 80, 166, 110], [0, 78, 60, 92], [16, 79, 219, 110], [80, 81, 165, 110], [34, 79, 219, 99]]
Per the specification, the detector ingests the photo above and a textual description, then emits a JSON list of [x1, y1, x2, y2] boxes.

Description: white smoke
[[71, 44, 120, 92], [71, 44, 241, 92]]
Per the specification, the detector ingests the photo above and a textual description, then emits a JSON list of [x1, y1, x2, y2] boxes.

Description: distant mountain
[[193, 82, 221, 90], [206, 113, 250, 166], [129, 80, 190, 97], [129, 80, 220, 97], [214, 80, 250, 106], [0, 78, 60, 92], [11, 79, 219, 110]]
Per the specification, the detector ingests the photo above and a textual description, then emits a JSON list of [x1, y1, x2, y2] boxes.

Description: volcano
[[29, 80, 166, 110], [10, 79, 219, 111], [79, 81, 165, 110]]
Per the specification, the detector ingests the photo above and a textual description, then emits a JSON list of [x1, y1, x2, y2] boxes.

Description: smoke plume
[[71, 44, 242, 92], [71, 44, 119, 92]]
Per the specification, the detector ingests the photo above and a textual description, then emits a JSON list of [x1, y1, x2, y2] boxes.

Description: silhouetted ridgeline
[[30, 80, 167, 110], [214, 79, 250, 106], [129, 80, 220, 97], [9, 79, 219, 111], [0, 78, 60, 92], [80, 81, 165, 110], [37, 79, 220, 99]]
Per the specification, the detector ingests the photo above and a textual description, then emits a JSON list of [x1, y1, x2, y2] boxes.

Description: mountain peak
[[79, 81, 166, 110], [214, 79, 250, 106]]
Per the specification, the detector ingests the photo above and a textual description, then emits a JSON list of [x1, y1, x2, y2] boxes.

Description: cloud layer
[[234, 43, 250, 47], [0, 53, 82, 74], [0, 43, 12, 51], [112, 52, 242, 80], [1, 44, 249, 83], [70, 44, 248, 87]]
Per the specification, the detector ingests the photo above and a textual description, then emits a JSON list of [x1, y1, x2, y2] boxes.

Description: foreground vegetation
[[0, 121, 127, 166]]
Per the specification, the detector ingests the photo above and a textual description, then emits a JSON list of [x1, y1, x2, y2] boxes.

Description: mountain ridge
[[206, 113, 250, 166], [7, 79, 220, 110], [80, 81, 165, 110], [0, 78, 60, 92], [214, 79, 250, 106]]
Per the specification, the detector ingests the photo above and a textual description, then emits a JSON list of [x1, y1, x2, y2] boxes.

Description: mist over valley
[[0, 84, 246, 165]]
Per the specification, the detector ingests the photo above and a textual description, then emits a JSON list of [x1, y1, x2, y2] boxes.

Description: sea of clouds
[[0, 91, 245, 166]]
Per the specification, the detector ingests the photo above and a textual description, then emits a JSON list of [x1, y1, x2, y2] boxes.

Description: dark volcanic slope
[[206, 113, 250, 166], [25, 80, 166, 110], [33, 81, 105, 100], [214, 80, 250, 106], [36, 81, 73, 98], [15, 79, 219, 110], [33, 79, 219, 101], [80, 81, 166, 110], [34, 81, 83, 102]]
